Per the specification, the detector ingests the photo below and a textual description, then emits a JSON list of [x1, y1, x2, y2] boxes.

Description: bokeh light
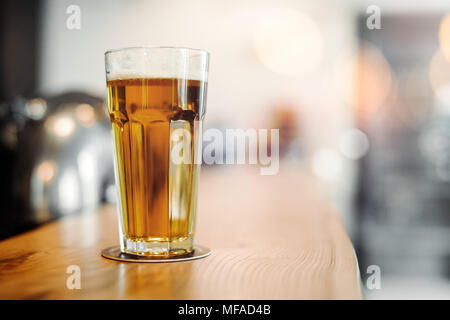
[[58, 168, 80, 214], [333, 43, 393, 123], [253, 8, 322, 76], [75, 104, 96, 127], [339, 128, 370, 160], [36, 161, 56, 183], [312, 148, 343, 181], [428, 50, 450, 92], [433, 83, 450, 115], [46, 115, 76, 138], [25, 98, 47, 120], [439, 14, 450, 63]]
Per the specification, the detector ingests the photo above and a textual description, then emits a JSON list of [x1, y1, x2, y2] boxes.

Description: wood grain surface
[[0, 165, 362, 299]]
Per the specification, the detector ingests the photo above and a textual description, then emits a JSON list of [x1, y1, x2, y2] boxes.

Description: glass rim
[[104, 46, 210, 57]]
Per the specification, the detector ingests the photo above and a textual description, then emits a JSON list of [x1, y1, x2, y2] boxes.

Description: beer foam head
[[105, 47, 209, 81]]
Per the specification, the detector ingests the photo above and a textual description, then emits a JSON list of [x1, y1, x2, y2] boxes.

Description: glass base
[[121, 236, 193, 257], [102, 245, 211, 263]]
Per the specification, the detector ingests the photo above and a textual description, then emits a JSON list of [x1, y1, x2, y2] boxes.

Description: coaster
[[101, 245, 211, 263]]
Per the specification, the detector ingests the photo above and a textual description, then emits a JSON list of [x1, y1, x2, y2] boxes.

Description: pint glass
[[105, 47, 209, 256]]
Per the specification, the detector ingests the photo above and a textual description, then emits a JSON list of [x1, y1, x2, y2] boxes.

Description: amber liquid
[[107, 78, 206, 256]]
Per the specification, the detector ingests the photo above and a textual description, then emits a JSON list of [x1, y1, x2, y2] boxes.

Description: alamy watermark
[[66, 265, 81, 289], [365, 265, 381, 290], [170, 121, 279, 175], [366, 5, 381, 30], [66, 5, 81, 30]]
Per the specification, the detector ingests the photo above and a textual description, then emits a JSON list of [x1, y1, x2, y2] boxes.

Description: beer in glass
[[105, 47, 209, 256]]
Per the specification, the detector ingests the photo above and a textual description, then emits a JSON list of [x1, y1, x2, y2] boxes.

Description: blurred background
[[1, 0, 449, 299]]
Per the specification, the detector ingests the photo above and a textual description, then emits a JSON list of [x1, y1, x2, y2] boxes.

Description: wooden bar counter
[[0, 165, 362, 299]]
